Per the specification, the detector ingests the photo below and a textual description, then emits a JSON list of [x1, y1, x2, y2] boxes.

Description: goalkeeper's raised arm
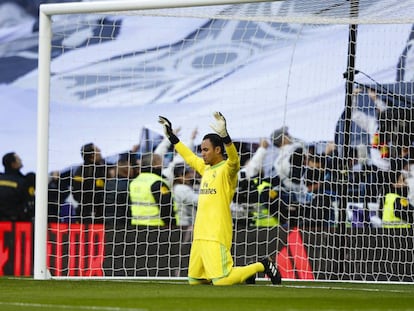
[[158, 115, 180, 145]]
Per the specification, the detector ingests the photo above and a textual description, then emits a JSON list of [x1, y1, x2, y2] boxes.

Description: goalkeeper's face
[[201, 138, 223, 166]]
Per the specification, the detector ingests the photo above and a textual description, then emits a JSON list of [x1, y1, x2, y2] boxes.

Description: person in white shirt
[[271, 126, 307, 197], [172, 163, 198, 229]]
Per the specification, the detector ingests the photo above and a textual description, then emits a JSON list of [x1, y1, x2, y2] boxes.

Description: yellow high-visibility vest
[[253, 180, 279, 227], [130, 173, 168, 226], [382, 193, 411, 229]]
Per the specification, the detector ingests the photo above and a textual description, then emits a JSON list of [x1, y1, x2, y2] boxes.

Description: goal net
[[35, 0, 414, 282]]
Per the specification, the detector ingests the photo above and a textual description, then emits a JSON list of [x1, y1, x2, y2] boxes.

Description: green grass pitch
[[1, 278, 414, 311]]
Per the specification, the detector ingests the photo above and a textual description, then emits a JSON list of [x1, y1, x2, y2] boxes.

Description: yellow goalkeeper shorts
[[188, 239, 233, 282]]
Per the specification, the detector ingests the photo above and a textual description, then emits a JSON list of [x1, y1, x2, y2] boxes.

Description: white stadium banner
[[0, 0, 413, 173]]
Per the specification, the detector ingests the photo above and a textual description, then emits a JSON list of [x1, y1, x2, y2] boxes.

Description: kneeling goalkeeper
[[159, 112, 281, 286]]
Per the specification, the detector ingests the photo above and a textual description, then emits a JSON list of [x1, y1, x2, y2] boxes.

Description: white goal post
[[35, 0, 414, 283]]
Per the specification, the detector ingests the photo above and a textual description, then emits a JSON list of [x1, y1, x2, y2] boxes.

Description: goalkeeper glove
[[158, 116, 179, 144], [210, 111, 231, 144]]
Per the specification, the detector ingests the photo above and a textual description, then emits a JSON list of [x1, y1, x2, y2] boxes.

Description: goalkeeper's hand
[[210, 111, 231, 144], [158, 116, 179, 144], [210, 112, 228, 137]]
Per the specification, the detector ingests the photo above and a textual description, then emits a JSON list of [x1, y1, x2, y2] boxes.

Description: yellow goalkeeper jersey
[[175, 141, 240, 249]]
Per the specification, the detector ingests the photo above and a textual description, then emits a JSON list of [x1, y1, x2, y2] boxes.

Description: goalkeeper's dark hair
[[203, 133, 225, 156]]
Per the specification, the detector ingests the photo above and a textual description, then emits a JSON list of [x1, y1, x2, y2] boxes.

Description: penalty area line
[[0, 302, 148, 311]]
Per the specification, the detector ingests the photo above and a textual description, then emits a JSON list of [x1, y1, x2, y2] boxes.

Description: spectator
[[47, 169, 72, 223], [159, 113, 281, 285], [72, 143, 112, 224], [173, 163, 198, 230], [240, 138, 270, 180], [232, 138, 271, 227], [382, 160, 414, 228], [269, 126, 308, 227], [105, 152, 139, 227], [0, 152, 35, 221], [325, 144, 379, 227], [129, 152, 176, 227], [373, 90, 414, 163], [250, 176, 280, 228], [271, 126, 307, 196], [25, 171, 36, 221], [350, 88, 390, 169], [172, 162, 199, 277], [300, 168, 334, 229]]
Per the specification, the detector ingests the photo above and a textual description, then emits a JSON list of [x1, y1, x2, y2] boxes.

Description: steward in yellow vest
[[252, 179, 279, 227], [129, 153, 176, 227], [382, 193, 411, 228]]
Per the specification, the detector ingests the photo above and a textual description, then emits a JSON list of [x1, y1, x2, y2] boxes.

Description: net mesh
[[35, 0, 414, 282], [88, 1, 414, 24]]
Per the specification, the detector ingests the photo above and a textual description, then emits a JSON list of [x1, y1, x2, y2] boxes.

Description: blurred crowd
[[1, 89, 414, 230]]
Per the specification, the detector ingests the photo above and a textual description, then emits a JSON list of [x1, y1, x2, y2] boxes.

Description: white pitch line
[[284, 284, 412, 293], [0, 302, 148, 311]]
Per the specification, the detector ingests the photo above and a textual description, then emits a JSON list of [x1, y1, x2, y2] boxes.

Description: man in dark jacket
[[0, 152, 35, 221], [72, 143, 112, 223]]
